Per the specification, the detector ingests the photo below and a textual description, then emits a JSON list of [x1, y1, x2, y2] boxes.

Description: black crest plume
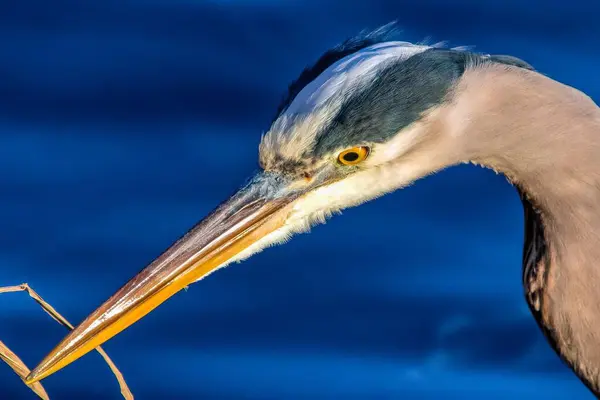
[[272, 22, 401, 122]]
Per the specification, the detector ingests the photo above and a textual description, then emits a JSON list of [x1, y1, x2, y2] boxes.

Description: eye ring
[[338, 146, 370, 166]]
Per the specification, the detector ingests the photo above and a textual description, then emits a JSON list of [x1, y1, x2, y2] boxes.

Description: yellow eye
[[338, 146, 370, 165]]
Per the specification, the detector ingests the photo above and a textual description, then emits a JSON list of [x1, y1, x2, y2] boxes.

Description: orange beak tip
[[24, 372, 39, 385]]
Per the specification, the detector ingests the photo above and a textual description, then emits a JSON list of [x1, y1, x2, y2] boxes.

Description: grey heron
[[25, 25, 600, 395]]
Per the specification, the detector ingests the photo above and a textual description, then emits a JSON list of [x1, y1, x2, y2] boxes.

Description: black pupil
[[342, 152, 359, 162]]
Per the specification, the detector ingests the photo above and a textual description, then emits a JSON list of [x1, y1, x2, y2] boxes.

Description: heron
[[24, 25, 600, 395]]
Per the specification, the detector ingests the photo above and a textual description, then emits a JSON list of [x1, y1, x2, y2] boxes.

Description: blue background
[[1, 1, 599, 399]]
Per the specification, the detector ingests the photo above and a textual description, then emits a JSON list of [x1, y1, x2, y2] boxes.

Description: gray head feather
[[260, 26, 533, 175]]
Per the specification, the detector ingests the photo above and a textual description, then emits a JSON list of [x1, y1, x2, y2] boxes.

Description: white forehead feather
[[284, 41, 431, 116], [261, 41, 431, 163]]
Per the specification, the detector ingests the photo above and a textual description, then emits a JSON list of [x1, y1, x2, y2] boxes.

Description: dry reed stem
[[0, 339, 50, 399], [0, 283, 134, 400]]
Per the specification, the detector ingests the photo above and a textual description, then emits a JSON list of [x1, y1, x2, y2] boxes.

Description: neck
[[452, 64, 600, 394]]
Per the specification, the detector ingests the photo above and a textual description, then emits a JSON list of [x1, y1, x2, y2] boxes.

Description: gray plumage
[[263, 27, 600, 396]]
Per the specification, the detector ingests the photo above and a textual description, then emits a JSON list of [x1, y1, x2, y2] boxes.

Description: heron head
[[27, 26, 533, 383]]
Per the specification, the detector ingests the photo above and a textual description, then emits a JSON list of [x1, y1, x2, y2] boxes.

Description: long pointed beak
[[26, 173, 300, 384]]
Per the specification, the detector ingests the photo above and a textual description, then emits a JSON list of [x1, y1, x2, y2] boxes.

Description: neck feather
[[452, 64, 600, 395]]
